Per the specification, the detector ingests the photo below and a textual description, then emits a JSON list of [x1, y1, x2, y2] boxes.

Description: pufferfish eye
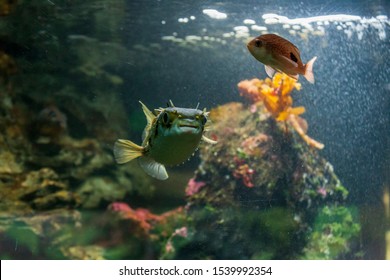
[[161, 112, 170, 125], [254, 39, 262, 48], [198, 115, 207, 126], [201, 116, 207, 126]]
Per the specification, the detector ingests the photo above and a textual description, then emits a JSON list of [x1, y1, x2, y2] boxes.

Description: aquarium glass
[[0, 0, 389, 260]]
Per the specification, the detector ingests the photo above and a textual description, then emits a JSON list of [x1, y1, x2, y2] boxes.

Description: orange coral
[[238, 73, 324, 149], [238, 73, 303, 121]]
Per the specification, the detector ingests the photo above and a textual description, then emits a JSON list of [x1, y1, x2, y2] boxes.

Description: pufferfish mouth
[[179, 124, 199, 128]]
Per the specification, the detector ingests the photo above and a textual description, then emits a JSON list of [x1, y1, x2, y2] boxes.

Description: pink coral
[[165, 240, 174, 253], [109, 202, 184, 235], [109, 202, 160, 232], [240, 133, 271, 157], [174, 227, 188, 238], [317, 187, 327, 198], [185, 177, 206, 196], [233, 163, 255, 188], [109, 202, 132, 212], [164, 227, 188, 255]]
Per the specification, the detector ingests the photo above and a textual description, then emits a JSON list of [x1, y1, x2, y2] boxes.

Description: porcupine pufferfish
[[113, 101, 217, 180]]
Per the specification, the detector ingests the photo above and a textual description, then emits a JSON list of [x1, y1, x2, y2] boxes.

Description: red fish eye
[[255, 39, 262, 47]]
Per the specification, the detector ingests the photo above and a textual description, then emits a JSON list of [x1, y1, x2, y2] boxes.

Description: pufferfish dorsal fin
[[139, 101, 155, 127], [139, 101, 156, 143], [138, 156, 168, 180]]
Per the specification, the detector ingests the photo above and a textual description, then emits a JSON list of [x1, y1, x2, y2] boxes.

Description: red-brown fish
[[247, 34, 317, 84]]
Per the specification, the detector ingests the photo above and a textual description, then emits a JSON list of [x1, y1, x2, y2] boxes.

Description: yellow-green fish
[[247, 33, 317, 83], [114, 101, 217, 180]]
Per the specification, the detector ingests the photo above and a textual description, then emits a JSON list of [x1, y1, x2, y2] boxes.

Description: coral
[[185, 177, 206, 196], [238, 73, 324, 149], [101, 202, 187, 259], [232, 161, 255, 188], [109, 202, 184, 235], [163, 227, 188, 256]]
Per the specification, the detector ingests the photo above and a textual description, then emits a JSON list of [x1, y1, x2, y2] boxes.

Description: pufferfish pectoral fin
[[202, 135, 218, 144], [113, 139, 143, 164], [138, 157, 168, 180]]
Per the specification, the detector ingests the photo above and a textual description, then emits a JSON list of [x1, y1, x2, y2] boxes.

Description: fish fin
[[139, 101, 155, 128], [287, 73, 299, 80], [138, 157, 168, 180], [202, 135, 218, 144], [204, 119, 213, 131], [304, 56, 317, 84], [113, 139, 143, 164], [139, 101, 156, 143], [264, 65, 276, 78], [276, 54, 299, 68]]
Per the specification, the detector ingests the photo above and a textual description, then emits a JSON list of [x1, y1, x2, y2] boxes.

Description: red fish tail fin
[[304, 56, 317, 84]]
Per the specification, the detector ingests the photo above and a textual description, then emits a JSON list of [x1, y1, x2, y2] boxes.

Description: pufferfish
[[113, 101, 217, 180], [247, 33, 317, 84]]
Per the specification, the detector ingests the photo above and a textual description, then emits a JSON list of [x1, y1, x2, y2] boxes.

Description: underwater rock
[[30, 105, 67, 144], [174, 100, 360, 259], [1, 168, 79, 211], [0, 150, 22, 174], [0, 209, 82, 259], [0, 209, 81, 236], [0, 0, 17, 16], [0, 51, 17, 82], [303, 206, 361, 259], [61, 245, 105, 260]]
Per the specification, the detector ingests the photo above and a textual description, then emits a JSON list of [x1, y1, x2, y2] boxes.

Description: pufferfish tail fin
[[304, 56, 317, 84], [138, 157, 168, 180], [113, 139, 143, 164]]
